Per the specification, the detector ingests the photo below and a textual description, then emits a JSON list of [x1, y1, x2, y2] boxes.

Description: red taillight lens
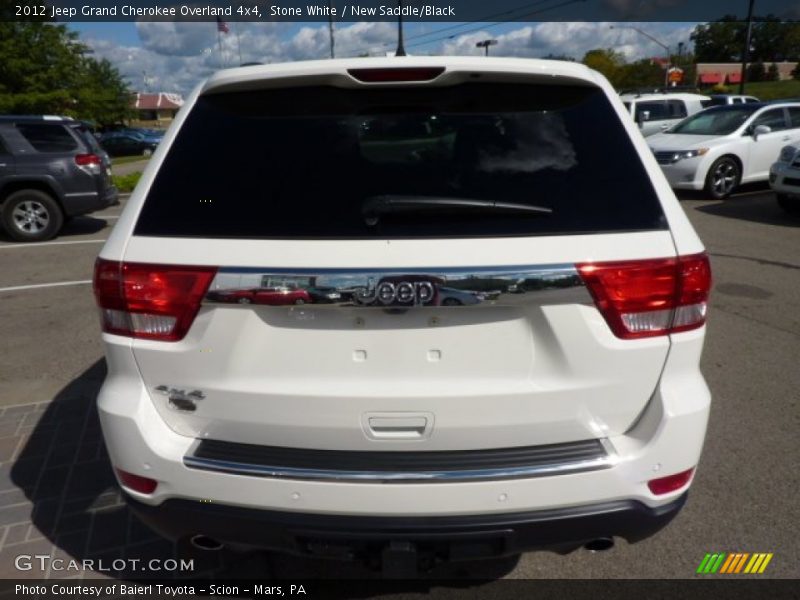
[[647, 468, 695, 495], [115, 468, 158, 494], [576, 253, 711, 339], [75, 153, 102, 167], [93, 259, 216, 341], [347, 67, 445, 82]]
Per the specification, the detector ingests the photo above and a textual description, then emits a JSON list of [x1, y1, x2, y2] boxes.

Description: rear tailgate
[[103, 61, 697, 452]]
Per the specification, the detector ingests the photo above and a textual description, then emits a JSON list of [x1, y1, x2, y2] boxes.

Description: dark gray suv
[[0, 115, 118, 241]]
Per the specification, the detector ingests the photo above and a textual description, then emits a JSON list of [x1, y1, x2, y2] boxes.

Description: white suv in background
[[94, 57, 712, 575], [620, 92, 709, 137]]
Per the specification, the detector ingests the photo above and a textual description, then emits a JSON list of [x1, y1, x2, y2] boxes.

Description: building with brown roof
[[696, 62, 798, 86], [131, 92, 184, 124]]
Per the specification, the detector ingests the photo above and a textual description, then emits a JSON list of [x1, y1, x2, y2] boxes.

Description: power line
[[355, 0, 583, 56], [406, 0, 588, 52]]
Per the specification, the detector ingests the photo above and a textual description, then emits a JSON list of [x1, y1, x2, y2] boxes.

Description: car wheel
[[442, 298, 462, 306], [1, 189, 64, 242], [777, 194, 800, 215], [704, 157, 740, 199], [294, 298, 306, 305], [237, 297, 251, 304], [143, 148, 153, 157]]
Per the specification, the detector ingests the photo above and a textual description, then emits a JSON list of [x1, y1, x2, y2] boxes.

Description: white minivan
[[94, 57, 712, 575]]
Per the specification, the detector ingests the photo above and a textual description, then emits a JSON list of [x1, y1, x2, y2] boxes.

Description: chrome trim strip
[[182, 453, 613, 483], [203, 263, 590, 309]]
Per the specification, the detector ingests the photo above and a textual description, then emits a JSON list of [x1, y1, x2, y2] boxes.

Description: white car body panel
[[95, 58, 710, 543]]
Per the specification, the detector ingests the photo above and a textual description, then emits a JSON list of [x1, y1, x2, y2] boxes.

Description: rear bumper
[[127, 493, 687, 559]]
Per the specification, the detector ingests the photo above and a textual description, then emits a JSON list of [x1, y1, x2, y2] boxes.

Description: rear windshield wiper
[[362, 195, 553, 227]]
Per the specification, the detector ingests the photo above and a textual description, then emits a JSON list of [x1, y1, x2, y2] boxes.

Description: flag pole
[[217, 26, 224, 68], [235, 22, 243, 65]]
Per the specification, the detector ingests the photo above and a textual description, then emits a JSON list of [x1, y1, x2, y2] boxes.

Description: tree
[[0, 20, 132, 125], [581, 48, 625, 85], [691, 17, 800, 63], [616, 59, 664, 90], [766, 62, 780, 81]]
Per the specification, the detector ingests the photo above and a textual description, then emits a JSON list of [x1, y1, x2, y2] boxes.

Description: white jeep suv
[[93, 57, 712, 573]]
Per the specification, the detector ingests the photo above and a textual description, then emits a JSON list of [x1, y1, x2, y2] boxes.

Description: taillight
[[576, 253, 711, 339], [93, 259, 216, 341], [347, 67, 445, 82], [116, 468, 158, 494], [648, 468, 694, 495], [75, 154, 103, 173]]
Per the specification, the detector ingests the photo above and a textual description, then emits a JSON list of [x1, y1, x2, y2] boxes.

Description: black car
[[99, 131, 159, 157], [0, 115, 118, 241]]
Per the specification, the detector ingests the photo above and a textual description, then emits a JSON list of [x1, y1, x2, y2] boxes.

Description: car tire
[[1, 189, 64, 242], [237, 297, 251, 304], [294, 298, 306, 305], [777, 194, 800, 215], [442, 298, 462, 306], [704, 157, 740, 199]]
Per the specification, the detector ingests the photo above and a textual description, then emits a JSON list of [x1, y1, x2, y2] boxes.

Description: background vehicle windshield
[[669, 106, 759, 135], [136, 82, 665, 239]]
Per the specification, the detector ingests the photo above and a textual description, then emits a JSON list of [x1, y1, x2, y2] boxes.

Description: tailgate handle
[[364, 413, 433, 440]]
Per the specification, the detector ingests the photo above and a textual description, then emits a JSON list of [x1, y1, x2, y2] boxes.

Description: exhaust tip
[[190, 534, 224, 551], [584, 537, 615, 553]]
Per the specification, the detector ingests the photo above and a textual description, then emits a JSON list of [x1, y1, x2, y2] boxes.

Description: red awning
[[699, 73, 722, 84], [727, 72, 742, 83]]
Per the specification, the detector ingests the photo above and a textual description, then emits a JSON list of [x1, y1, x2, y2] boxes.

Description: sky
[[71, 21, 699, 97]]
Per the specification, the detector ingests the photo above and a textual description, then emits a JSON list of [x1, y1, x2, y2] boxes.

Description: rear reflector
[[115, 468, 158, 494], [648, 468, 694, 495], [576, 253, 711, 339], [93, 260, 216, 342], [347, 67, 445, 83]]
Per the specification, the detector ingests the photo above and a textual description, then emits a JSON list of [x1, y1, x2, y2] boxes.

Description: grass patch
[[111, 155, 150, 166], [112, 172, 142, 193]]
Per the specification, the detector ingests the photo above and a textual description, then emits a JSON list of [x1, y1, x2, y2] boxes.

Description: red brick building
[[696, 62, 798, 86]]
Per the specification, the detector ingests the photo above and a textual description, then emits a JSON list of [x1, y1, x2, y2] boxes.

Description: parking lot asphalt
[[0, 186, 797, 582]]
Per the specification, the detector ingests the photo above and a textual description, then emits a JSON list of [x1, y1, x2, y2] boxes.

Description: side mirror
[[753, 124, 771, 140], [636, 110, 650, 127]]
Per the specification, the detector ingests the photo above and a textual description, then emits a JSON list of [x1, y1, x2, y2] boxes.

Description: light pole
[[610, 25, 671, 88], [476, 39, 498, 56]]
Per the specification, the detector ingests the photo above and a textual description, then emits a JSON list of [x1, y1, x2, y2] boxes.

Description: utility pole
[[396, 0, 406, 56], [476, 39, 498, 56], [328, 0, 335, 58], [739, 0, 756, 95]]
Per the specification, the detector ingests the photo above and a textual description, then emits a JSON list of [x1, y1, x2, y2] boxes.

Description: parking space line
[[0, 280, 92, 293], [0, 239, 106, 250]]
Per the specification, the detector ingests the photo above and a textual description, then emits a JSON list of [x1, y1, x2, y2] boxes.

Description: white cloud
[[438, 22, 695, 62], [85, 21, 697, 96]]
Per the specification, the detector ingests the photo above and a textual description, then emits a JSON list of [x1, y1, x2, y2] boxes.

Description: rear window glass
[[135, 83, 666, 239], [16, 123, 78, 152]]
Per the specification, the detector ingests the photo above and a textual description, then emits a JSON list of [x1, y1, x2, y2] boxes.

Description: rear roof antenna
[[395, 0, 406, 57]]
